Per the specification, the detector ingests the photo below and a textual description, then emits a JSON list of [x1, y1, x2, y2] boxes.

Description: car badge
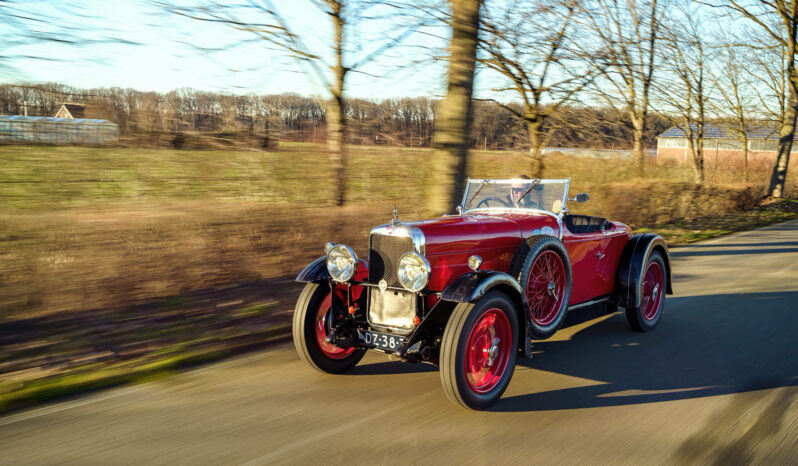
[[378, 279, 388, 294]]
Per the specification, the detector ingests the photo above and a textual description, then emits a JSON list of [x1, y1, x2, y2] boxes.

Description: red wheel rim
[[464, 308, 512, 394], [314, 294, 355, 359], [526, 250, 566, 326], [641, 261, 664, 321]]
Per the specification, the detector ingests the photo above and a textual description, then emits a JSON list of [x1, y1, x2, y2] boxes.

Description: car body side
[[297, 210, 671, 347]]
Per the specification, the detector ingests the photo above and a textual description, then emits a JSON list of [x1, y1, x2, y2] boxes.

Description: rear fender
[[615, 234, 673, 309]]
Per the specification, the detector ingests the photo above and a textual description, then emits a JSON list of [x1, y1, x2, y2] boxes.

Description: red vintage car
[[293, 178, 672, 409]]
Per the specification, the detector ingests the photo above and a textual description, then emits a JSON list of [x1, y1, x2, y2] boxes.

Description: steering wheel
[[476, 197, 511, 208]]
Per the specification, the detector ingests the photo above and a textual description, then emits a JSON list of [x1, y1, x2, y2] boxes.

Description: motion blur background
[[1, 0, 797, 422]]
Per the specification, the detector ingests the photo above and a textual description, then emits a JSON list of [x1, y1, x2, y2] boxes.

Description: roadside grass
[[0, 143, 795, 414], [0, 322, 290, 414], [639, 199, 798, 245]]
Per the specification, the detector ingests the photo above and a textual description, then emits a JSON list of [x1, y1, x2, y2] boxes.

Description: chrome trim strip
[[369, 223, 426, 255]]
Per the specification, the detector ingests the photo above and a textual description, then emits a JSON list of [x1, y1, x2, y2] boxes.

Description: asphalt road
[[2, 221, 798, 464]]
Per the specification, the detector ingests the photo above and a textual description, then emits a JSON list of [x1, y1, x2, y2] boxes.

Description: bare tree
[[427, 0, 483, 215], [716, 0, 798, 199], [581, 0, 659, 175], [709, 43, 758, 182], [655, 0, 710, 184], [159, 0, 423, 205], [479, 0, 594, 177]]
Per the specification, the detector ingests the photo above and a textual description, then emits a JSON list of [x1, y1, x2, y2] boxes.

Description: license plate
[[358, 329, 404, 352]]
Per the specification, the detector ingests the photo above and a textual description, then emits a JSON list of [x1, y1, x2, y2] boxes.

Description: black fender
[[615, 233, 673, 309], [440, 271, 529, 348], [296, 256, 329, 283]]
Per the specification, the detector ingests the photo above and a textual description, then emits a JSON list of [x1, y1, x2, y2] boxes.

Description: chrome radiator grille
[[368, 234, 414, 287]]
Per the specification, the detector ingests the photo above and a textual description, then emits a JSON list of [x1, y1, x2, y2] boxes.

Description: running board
[[562, 295, 614, 328]]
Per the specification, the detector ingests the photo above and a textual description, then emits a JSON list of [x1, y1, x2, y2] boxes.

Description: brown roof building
[[54, 103, 85, 119]]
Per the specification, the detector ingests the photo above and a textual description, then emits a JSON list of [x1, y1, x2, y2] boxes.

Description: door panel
[[563, 231, 604, 305]]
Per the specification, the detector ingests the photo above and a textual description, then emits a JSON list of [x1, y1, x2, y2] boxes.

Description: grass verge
[[639, 199, 798, 245], [0, 323, 290, 414]]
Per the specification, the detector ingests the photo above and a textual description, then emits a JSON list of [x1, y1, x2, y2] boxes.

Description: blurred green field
[[1, 142, 758, 212]]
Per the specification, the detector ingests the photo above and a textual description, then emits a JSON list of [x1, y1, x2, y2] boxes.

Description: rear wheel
[[626, 251, 667, 332], [293, 283, 365, 373], [440, 291, 519, 410]]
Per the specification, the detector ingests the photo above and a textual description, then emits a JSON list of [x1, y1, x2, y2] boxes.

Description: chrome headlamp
[[326, 244, 358, 282], [397, 252, 431, 292]]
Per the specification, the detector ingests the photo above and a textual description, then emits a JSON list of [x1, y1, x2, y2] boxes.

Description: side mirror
[[569, 192, 589, 203], [456, 206, 463, 215]]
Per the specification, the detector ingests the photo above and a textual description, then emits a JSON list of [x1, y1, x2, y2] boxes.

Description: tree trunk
[[742, 133, 749, 183], [328, 1, 347, 207], [695, 138, 705, 185], [767, 72, 797, 199], [327, 95, 346, 206], [527, 120, 544, 178], [631, 116, 645, 177], [427, 0, 482, 215]]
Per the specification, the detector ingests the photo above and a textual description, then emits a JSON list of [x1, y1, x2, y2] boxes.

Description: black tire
[[440, 290, 519, 410], [625, 251, 667, 332], [292, 283, 365, 373], [508, 235, 572, 340]]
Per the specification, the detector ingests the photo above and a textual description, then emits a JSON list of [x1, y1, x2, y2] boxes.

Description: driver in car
[[508, 175, 539, 208]]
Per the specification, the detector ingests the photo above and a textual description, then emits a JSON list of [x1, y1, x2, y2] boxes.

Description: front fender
[[440, 271, 524, 304], [615, 233, 673, 309], [296, 256, 369, 284], [396, 271, 528, 358], [439, 271, 530, 352], [296, 256, 328, 283]]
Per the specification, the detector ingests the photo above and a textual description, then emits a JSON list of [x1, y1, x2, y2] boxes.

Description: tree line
[[0, 83, 670, 150]]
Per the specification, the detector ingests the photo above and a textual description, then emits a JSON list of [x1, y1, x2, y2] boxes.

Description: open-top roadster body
[[293, 178, 672, 409]]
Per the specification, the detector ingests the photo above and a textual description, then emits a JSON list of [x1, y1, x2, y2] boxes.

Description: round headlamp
[[397, 252, 431, 292], [326, 244, 358, 282]]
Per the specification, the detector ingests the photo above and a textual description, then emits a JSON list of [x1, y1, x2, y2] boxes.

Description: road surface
[[2, 221, 797, 464]]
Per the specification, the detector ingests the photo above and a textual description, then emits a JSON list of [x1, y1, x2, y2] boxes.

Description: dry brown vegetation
[[1, 143, 791, 319]]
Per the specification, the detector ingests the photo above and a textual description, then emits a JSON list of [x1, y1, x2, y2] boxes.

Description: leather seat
[[563, 214, 611, 234]]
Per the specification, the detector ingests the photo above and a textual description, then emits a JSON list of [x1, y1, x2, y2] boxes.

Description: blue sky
[[2, 0, 449, 98]]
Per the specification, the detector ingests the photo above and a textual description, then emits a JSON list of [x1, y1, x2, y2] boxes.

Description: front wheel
[[440, 290, 519, 410], [293, 283, 365, 373]]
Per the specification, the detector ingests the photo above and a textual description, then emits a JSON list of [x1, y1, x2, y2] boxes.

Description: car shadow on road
[[492, 291, 798, 413], [347, 360, 437, 375]]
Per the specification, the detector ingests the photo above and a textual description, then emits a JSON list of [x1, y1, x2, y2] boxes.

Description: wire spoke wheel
[[624, 250, 668, 333], [526, 250, 566, 326], [641, 261, 664, 321]]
